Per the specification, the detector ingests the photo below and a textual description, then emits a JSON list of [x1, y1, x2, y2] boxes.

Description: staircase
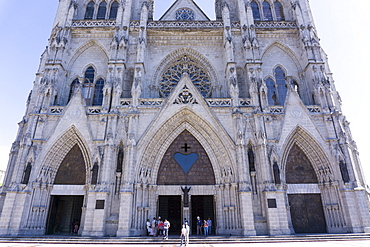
[[0, 234, 369, 245]]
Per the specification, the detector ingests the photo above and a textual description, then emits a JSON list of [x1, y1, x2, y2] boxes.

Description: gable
[[159, 0, 210, 21]]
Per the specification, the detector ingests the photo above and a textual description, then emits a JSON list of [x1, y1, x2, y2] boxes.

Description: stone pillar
[[238, 187, 256, 235], [0, 191, 30, 236], [117, 188, 134, 237], [342, 188, 370, 233], [82, 191, 109, 237], [263, 191, 290, 235]]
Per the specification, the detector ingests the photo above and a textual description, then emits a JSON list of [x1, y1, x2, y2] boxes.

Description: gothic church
[[0, 0, 369, 237]]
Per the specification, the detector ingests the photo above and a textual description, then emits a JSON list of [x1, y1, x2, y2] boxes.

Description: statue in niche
[[229, 67, 239, 107], [131, 67, 142, 107]]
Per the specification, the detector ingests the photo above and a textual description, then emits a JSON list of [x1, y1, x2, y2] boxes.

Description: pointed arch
[[281, 126, 333, 183], [37, 126, 91, 184], [262, 41, 303, 72], [152, 47, 219, 93], [67, 40, 109, 73], [137, 108, 235, 185]]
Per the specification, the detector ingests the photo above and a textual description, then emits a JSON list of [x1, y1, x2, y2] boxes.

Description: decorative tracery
[[175, 8, 195, 20], [160, 55, 211, 98]]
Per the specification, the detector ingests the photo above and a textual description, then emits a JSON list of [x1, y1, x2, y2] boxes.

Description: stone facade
[[0, 0, 369, 237]]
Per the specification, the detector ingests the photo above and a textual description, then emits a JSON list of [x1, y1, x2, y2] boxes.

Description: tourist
[[163, 219, 170, 240], [185, 221, 190, 244], [207, 217, 212, 235], [158, 220, 164, 237], [203, 220, 208, 237], [151, 217, 157, 236], [180, 224, 187, 246], [146, 219, 151, 236], [196, 216, 202, 235]]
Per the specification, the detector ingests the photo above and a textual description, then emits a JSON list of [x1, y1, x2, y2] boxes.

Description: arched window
[[68, 78, 80, 102], [274, 1, 285, 21], [262, 1, 273, 21], [91, 163, 99, 185], [248, 147, 256, 172], [84, 1, 95, 20], [109, 1, 119, 19], [21, 163, 32, 184], [93, 78, 105, 106], [84, 66, 95, 105], [266, 77, 277, 105], [250, 1, 261, 21], [275, 67, 287, 105], [273, 162, 281, 185], [97, 1, 107, 19]]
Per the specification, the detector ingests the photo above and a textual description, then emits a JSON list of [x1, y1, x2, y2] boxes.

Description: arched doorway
[[46, 144, 86, 234], [157, 130, 216, 234], [286, 144, 327, 233]]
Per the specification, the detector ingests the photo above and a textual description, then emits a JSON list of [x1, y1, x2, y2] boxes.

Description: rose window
[[176, 8, 195, 20], [160, 55, 212, 98]]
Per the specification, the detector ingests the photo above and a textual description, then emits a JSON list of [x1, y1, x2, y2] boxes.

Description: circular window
[[160, 55, 211, 98]]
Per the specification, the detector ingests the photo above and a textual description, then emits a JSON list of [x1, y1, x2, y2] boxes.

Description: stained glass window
[[274, 1, 285, 21], [250, 1, 261, 21], [97, 1, 107, 19], [266, 77, 277, 105], [275, 67, 287, 105], [109, 1, 119, 19], [84, 1, 95, 20], [160, 55, 211, 98], [262, 1, 273, 21], [93, 78, 105, 106], [176, 8, 195, 20], [84, 66, 95, 105]]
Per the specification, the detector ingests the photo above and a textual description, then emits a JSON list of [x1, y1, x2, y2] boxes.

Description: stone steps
[[0, 234, 369, 245]]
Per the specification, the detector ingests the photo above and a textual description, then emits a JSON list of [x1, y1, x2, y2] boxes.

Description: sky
[[0, 0, 369, 185]]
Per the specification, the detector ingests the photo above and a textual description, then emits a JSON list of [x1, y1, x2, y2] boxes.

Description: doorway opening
[[288, 194, 327, 233], [191, 195, 215, 235], [46, 195, 84, 235], [158, 196, 182, 235]]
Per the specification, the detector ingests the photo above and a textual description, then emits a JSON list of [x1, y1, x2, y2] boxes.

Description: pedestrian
[[158, 220, 164, 237], [157, 216, 161, 237], [146, 219, 151, 236], [203, 220, 208, 237], [180, 224, 187, 247], [163, 219, 170, 240], [151, 217, 157, 237], [196, 216, 202, 235], [185, 221, 190, 245], [207, 217, 212, 235]]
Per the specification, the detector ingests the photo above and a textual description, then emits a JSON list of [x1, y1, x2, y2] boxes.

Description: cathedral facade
[[0, 0, 369, 237]]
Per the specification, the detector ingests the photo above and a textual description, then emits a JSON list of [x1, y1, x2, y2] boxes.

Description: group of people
[[196, 216, 212, 236], [146, 216, 212, 246], [146, 217, 170, 240]]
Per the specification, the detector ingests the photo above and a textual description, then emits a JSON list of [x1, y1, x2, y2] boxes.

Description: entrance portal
[[191, 195, 215, 235], [158, 196, 182, 235], [46, 195, 84, 235], [288, 194, 327, 233]]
